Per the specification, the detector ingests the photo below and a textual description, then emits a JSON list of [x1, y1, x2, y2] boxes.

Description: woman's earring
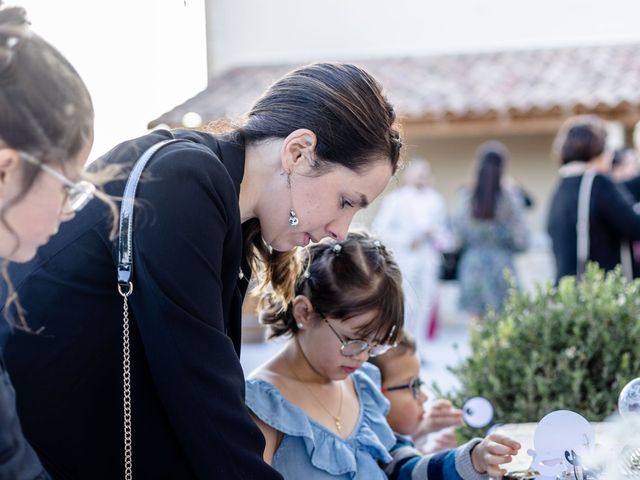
[[288, 209, 299, 226], [297, 322, 304, 329]]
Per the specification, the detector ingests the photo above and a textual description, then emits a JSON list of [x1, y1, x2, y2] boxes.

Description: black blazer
[[547, 172, 640, 282], [0, 129, 281, 479]]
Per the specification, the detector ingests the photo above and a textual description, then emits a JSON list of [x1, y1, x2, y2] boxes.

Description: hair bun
[[0, 4, 30, 74]]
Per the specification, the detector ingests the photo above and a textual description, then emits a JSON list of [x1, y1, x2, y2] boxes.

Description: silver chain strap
[[115, 139, 188, 480], [119, 283, 133, 480]]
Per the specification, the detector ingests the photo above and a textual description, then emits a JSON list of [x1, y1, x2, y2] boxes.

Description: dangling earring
[[286, 171, 299, 227], [288, 209, 299, 226]]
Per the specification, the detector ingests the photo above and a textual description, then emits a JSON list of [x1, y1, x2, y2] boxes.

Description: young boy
[[370, 333, 520, 479]]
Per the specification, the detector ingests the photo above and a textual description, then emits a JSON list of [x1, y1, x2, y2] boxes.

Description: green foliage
[[443, 264, 640, 440]]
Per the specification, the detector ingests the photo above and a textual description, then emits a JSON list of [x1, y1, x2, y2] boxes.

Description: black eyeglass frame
[[382, 376, 425, 400]]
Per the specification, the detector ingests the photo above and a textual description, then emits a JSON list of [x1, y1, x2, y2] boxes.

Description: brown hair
[[0, 4, 94, 198], [238, 63, 403, 310], [0, 3, 95, 330], [368, 331, 416, 379], [552, 115, 607, 165], [260, 231, 403, 345]]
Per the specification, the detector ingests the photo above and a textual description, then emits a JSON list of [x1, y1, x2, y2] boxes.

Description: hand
[[419, 429, 458, 454], [416, 399, 464, 436], [471, 433, 521, 478], [432, 429, 458, 452]]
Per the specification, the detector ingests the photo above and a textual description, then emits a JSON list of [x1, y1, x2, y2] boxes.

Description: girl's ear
[[291, 295, 315, 329]]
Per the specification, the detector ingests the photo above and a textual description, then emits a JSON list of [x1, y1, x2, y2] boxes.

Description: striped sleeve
[[383, 435, 488, 480]]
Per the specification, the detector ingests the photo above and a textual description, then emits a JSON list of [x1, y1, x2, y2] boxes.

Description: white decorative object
[[527, 410, 594, 479], [462, 396, 494, 429]]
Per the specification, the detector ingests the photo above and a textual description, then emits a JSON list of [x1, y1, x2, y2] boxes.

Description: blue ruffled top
[[246, 363, 395, 479]]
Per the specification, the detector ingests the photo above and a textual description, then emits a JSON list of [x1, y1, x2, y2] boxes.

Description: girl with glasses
[[248, 232, 404, 478], [0, 2, 98, 479], [247, 232, 520, 479], [370, 332, 521, 478], [2, 62, 401, 478]]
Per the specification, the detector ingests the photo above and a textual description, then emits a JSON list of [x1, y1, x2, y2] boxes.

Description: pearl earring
[[297, 322, 304, 329]]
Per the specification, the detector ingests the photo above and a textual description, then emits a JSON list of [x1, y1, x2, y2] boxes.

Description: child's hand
[[432, 429, 458, 452], [417, 399, 464, 435], [418, 429, 458, 455], [470, 433, 521, 478]]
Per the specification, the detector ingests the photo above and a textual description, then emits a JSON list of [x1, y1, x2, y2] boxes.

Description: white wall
[[20, 0, 207, 161], [206, 0, 640, 75]]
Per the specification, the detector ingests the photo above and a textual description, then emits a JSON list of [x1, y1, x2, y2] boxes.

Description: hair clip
[[331, 243, 342, 255], [388, 325, 397, 340], [6, 37, 19, 49]]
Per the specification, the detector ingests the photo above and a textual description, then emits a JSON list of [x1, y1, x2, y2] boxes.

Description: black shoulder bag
[[116, 138, 189, 480]]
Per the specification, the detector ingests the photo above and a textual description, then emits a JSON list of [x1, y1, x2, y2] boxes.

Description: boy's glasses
[[21, 152, 96, 214], [320, 313, 395, 358], [382, 376, 425, 400]]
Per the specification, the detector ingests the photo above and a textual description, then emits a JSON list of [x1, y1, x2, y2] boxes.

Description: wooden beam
[[401, 110, 640, 139]]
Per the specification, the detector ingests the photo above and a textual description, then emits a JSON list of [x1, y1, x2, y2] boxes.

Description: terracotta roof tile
[[149, 43, 640, 129]]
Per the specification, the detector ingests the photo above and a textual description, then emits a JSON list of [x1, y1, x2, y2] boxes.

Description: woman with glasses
[[0, 3, 96, 479], [2, 63, 401, 479]]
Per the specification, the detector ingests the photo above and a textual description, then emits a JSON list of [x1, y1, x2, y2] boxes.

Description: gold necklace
[[287, 359, 344, 434]]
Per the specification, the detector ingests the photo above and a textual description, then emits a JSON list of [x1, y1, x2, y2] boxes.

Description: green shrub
[[442, 264, 640, 440]]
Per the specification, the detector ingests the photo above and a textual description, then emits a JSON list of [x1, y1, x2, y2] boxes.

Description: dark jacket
[[0, 356, 49, 480], [0, 129, 281, 479], [547, 172, 640, 282]]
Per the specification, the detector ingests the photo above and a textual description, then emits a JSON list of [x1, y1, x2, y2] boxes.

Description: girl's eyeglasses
[[320, 312, 396, 358], [21, 152, 96, 214], [382, 376, 425, 400]]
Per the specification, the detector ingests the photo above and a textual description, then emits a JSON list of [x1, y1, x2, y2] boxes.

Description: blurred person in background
[[611, 147, 640, 182], [453, 141, 529, 320], [612, 138, 640, 277], [0, 2, 99, 478], [548, 115, 640, 283], [372, 159, 449, 361]]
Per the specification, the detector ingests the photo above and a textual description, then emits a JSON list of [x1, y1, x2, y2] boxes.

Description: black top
[[0, 356, 49, 480], [547, 172, 640, 282], [0, 130, 281, 480]]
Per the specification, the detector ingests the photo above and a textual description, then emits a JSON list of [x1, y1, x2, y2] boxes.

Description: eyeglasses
[[21, 152, 96, 214], [382, 376, 425, 400], [320, 314, 396, 358]]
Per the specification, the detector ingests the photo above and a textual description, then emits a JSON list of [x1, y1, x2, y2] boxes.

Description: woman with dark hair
[[548, 115, 640, 282], [0, 3, 101, 478], [453, 141, 528, 318], [1, 62, 402, 479]]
